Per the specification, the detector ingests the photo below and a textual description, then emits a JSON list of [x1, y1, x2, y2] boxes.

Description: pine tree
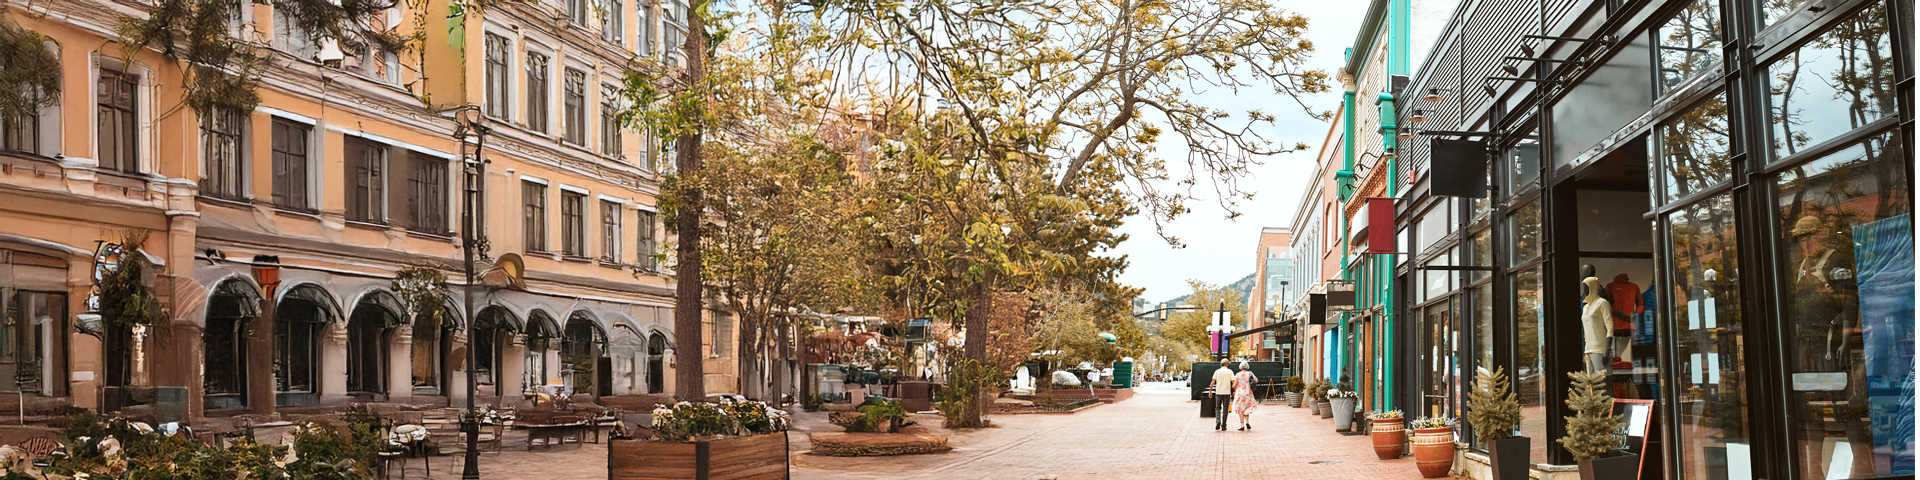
[[1557, 369, 1625, 460], [1467, 366, 1522, 445]]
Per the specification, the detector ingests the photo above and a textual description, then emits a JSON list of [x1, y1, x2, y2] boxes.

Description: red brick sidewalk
[[792, 382, 1435, 480]]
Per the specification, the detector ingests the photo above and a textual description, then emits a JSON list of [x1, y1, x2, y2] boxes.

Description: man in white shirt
[[1210, 364, 1235, 431]]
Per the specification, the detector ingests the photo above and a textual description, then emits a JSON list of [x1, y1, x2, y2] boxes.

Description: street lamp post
[[1204, 303, 1232, 362], [449, 106, 490, 480]]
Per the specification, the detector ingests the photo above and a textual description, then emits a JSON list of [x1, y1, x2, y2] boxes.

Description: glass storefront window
[[1510, 201, 1542, 263], [1656, 0, 1722, 93], [1422, 302, 1460, 420], [1513, 267, 1546, 464], [1766, 4, 1895, 162], [1659, 92, 1732, 204], [1473, 284, 1492, 371], [1508, 129, 1541, 188], [1419, 202, 1452, 253], [1758, 0, 1810, 29], [1773, 130, 1913, 479], [1424, 253, 1453, 302], [1471, 229, 1492, 283], [1668, 192, 1750, 480]]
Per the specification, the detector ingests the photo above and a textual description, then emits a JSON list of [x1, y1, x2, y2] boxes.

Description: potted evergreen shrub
[[1468, 366, 1528, 480], [611, 399, 793, 480], [1368, 410, 1406, 459], [1286, 376, 1305, 408], [1328, 387, 1359, 431], [1310, 379, 1332, 417], [1558, 369, 1633, 480]]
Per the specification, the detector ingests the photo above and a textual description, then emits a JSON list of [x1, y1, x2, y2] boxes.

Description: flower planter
[[1411, 427, 1456, 478], [1286, 392, 1303, 407], [1330, 398, 1357, 431], [609, 432, 790, 480], [1370, 418, 1405, 459], [1317, 401, 1333, 418], [1578, 453, 1638, 480], [1487, 436, 1531, 480]]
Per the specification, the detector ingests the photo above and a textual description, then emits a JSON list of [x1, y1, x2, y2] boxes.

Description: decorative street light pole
[[448, 106, 490, 480], [1205, 303, 1232, 362]]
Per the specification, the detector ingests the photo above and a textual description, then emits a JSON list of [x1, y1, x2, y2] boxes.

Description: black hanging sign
[[1430, 138, 1490, 197]]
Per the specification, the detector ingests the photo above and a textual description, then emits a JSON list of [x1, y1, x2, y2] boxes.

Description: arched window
[[473, 307, 520, 388], [204, 279, 262, 410], [274, 285, 335, 407], [563, 312, 608, 397], [647, 333, 667, 394], [524, 311, 559, 389], [347, 292, 401, 397], [410, 297, 455, 395]]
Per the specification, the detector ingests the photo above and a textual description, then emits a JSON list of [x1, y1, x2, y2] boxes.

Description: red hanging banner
[[1367, 197, 1395, 254]]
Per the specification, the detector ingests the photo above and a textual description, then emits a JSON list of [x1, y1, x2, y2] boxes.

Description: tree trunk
[[773, 321, 789, 404], [959, 282, 994, 427], [672, 5, 709, 402]]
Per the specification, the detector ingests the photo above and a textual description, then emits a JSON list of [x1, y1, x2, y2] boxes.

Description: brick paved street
[[792, 381, 1435, 480], [408, 381, 1435, 479]]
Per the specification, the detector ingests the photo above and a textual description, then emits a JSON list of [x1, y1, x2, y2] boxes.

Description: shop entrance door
[[1565, 137, 1666, 478]]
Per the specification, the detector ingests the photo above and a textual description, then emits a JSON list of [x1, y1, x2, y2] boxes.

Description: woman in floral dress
[[1231, 360, 1259, 430]]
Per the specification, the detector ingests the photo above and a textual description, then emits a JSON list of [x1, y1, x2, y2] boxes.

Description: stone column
[[500, 334, 525, 407], [390, 324, 412, 404], [321, 323, 348, 405]]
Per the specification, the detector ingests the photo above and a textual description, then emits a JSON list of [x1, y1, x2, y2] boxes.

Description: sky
[[1112, 0, 1364, 304]]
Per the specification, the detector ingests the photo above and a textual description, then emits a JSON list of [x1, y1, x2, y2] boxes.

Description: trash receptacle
[[1200, 395, 1217, 418]]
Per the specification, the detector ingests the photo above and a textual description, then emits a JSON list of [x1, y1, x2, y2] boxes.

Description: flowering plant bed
[[990, 398, 1100, 414], [608, 399, 792, 480]]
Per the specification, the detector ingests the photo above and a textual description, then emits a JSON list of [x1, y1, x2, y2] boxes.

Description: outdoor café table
[[523, 417, 590, 451]]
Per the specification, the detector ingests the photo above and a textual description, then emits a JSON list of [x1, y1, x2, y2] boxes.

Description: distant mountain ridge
[[1150, 273, 1255, 308]]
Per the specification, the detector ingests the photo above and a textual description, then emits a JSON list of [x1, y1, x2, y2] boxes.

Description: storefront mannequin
[[1580, 265, 1611, 372], [1605, 274, 1643, 368]]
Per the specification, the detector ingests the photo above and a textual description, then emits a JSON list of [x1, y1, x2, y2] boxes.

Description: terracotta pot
[[1411, 427, 1456, 478], [1317, 401, 1333, 418], [1370, 418, 1405, 459]]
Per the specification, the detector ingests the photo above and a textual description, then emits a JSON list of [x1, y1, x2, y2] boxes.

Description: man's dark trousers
[[1214, 393, 1232, 430]]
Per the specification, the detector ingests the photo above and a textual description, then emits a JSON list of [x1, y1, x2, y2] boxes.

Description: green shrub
[[1467, 366, 1523, 444], [1558, 369, 1625, 460], [1286, 376, 1305, 393], [849, 398, 908, 433]]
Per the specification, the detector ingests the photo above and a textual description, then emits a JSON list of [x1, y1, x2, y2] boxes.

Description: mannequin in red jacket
[[1604, 274, 1642, 368]]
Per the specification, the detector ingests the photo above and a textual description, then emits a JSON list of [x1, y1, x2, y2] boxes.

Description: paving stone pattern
[[792, 382, 1434, 480], [415, 382, 1435, 479]]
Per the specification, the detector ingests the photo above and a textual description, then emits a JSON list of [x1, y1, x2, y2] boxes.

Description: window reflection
[[1510, 201, 1542, 263], [1508, 129, 1541, 187], [1471, 229, 1492, 283], [1773, 130, 1913, 479], [1659, 93, 1732, 204], [1657, 0, 1723, 93], [1512, 267, 1546, 464], [1668, 192, 1750, 480], [1767, 4, 1895, 162]]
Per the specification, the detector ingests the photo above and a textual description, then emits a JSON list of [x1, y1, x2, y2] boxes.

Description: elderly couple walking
[[1208, 361, 1259, 431]]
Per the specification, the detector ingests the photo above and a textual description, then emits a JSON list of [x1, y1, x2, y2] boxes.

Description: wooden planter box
[[1049, 388, 1135, 404], [609, 432, 790, 480]]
